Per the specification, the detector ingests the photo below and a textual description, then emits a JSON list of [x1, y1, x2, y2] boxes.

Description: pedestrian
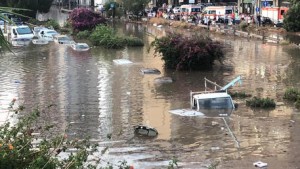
[[231, 12, 235, 25], [204, 16, 208, 25], [247, 15, 251, 26], [257, 14, 261, 26]]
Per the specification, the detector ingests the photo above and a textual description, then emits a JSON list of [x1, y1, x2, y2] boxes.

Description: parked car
[[173, 6, 181, 14], [38, 28, 59, 41], [10, 25, 34, 47], [0, 13, 23, 25], [274, 21, 283, 28], [10, 17, 23, 25], [71, 43, 90, 51], [261, 17, 272, 26], [0, 19, 6, 31], [53, 35, 75, 45], [33, 26, 45, 37]]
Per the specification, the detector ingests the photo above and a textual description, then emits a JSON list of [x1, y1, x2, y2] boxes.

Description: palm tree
[[0, 7, 12, 52]]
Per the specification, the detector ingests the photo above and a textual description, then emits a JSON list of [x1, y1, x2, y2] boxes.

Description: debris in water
[[140, 68, 161, 74], [253, 161, 268, 168], [210, 147, 220, 151], [113, 59, 133, 65], [134, 125, 158, 137], [169, 109, 204, 117], [154, 77, 173, 84]]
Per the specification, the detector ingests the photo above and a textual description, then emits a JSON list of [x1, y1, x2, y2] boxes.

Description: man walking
[[257, 14, 261, 26]]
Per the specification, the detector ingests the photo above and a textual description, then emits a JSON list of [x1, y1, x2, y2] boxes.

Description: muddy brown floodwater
[[1, 17, 300, 168]]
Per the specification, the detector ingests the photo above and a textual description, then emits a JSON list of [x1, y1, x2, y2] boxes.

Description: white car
[[10, 25, 34, 46], [71, 43, 90, 51], [33, 26, 45, 37], [173, 6, 181, 14], [38, 29, 59, 41], [53, 35, 75, 45]]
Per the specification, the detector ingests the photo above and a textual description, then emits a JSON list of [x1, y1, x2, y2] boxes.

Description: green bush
[[90, 25, 124, 48], [125, 36, 144, 46], [283, 88, 300, 101], [77, 30, 91, 39], [45, 19, 60, 30], [27, 18, 43, 26], [246, 97, 276, 108], [229, 91, 252, 98], [89, 25, 143, 48], [0, 101, 97, 169], [295, 99, 300, 109], [150, 32, 224, 71]]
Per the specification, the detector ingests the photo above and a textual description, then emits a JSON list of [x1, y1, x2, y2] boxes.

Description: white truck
[[202, 6, 234, 20], [170, 76, 241, 117]]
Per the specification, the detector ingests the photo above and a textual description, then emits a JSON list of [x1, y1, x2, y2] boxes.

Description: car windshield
[[197, 97, 233, 109], [59, 36, 70, 40], [16, 27, 32, 35], [77, 44, 88, 49], [47, 31, 57, 35]]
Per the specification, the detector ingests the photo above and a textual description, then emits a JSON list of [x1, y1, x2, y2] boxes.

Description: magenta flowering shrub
[[151, 32, 224, 71], [69, 8, 106, 31]]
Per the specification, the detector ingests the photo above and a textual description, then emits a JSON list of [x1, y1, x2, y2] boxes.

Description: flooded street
[[1, 7, 300, 168]]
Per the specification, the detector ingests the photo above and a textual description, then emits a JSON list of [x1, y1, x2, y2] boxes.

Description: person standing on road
[[257, 14, 261, 26], [231, 12, 235, 25]]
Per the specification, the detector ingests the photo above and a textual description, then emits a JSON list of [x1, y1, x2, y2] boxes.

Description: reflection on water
[[1, 21, 300, 168]]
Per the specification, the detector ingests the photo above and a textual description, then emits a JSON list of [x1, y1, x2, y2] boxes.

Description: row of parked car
[[31, 26, 90, 51], [2, 23, 89, 51], [1, 12, 90, 51]]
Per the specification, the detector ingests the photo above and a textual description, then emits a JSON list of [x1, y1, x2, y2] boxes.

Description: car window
[[198, 97, 233, 109], [192, 8, 201, 12], [208, 10, 216, 14], [47, 31, 57, 34], [225, 10, 232, 14], [16, 27, 32, 35]]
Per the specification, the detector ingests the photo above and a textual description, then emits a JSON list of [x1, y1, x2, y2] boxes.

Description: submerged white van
[[10, 25, 34, 46]]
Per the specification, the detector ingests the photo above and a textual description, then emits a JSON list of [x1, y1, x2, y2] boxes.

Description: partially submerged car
[[70, 43, 90, 51], [32, 36, 49, 45], [170, 76, 241, 117], [53, 35, 75, 45], [10, 25, 34, 47], [189, 90, 235, 117], [38, 28, 59, 41]]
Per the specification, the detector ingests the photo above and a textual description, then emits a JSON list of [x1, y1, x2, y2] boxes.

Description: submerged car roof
[[193, 92, 231, 100]]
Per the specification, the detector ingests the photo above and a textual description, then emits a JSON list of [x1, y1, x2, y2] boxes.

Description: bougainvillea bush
[[150, 32, 224, 71], [69, 8, 106, 31]]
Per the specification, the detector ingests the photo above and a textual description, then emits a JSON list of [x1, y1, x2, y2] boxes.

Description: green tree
[[283, 0, 300, 31], [0, 7, 14, 52], [2, 0, 53, 17], [123, 0, 150, 16]]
